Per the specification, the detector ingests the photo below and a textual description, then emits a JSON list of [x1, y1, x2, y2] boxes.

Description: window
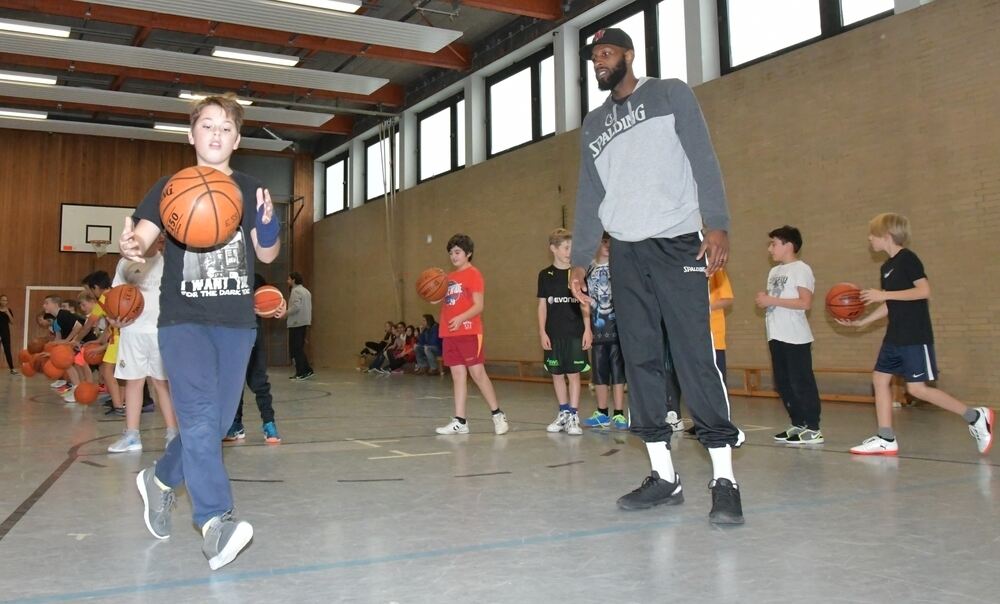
[[719, 0, 895, 74], [725, 0, 821, 68], [364, 129, 399, 201], [840, 0, 893, 26], [486, 47, 554, 157], [417, 94, 465, 182], [324, 155, 347, 215], [657, 0, 687, 82]]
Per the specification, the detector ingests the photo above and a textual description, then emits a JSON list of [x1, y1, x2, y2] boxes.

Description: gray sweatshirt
[[286, 284, 312, 328], [570, 78, 730, 268]]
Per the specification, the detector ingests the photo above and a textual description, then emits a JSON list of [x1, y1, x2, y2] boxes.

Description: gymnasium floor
[[0, 369, 996, 603]]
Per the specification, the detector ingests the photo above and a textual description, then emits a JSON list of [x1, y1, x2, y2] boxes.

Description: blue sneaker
[[582, 411, 610, 428], [612, 414, 629, 430], [223, 422, 245, 442], [263, 421, 282, 444]]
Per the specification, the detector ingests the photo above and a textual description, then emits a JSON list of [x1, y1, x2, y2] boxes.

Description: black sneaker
[[616, 471, 684, 510], [300, 370, 314, 380], [105, 406, 125, 416], [708, 478, 744, 525]]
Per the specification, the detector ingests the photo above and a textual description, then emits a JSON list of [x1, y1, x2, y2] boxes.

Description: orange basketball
[[254, 285, 285, 317], [27, 337, 46, 354], [44, 341, 59, 353], [32, 353, 48, 372], [81, 341, 105, 366], [21, 361, 35, 377], [100, 284, 145, 322], [160, 166, 243, 248], [416, 267, 449, 303], [74, 382, 99, 405], [18, 349, 32, 364], [48, 343, 75, 370], [826, 282, 865, 320], [42, 360, 64, 380]]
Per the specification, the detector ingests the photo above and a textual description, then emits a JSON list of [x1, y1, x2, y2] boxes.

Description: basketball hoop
[[89, 240, 111, 258]]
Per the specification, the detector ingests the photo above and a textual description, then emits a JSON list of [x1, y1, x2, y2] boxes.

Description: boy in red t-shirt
[[435, 234, 509, 435]]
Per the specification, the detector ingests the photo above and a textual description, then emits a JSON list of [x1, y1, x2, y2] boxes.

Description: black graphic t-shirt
[[537, 265, 583, 339], [585, 262, 618, 343], [134, 170, 260, 329], [881, 248, 933, 345]]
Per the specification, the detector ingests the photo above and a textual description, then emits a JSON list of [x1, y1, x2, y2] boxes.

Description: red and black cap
[[580, 28, 634, 60]]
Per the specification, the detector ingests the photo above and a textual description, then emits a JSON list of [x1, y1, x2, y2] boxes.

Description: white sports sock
[[708, 445, 735, 482], [645, 442, 675, 481], [153, 475, 171, 491]]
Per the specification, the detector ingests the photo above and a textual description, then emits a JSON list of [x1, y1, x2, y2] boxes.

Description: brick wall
[[313, 0, 1000, 402]]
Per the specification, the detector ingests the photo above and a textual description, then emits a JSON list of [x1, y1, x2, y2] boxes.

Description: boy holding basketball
[[119, 93, 280, 570], [755, 226, 824, 444], [435, 234, 509, 436], [839, 213, 993, 455], [538, 228, 592, 435]]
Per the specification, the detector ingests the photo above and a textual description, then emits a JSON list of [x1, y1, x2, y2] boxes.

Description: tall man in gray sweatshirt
[[570, 28, 745, 524], [286, 272, 314, 380]]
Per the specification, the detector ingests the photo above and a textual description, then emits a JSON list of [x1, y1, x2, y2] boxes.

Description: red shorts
[[442, 334, 485, 367]]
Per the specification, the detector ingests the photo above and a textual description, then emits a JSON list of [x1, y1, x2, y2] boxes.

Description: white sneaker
[[546, 410, 571, 433], [436, 418, 469, 435], [666, 411, 685, 433], [969, 407, 995, 454], [566, 413, 582, 436], [50, 380, 67, 389], [108, 431, 142, 453], [850, 435, 898, 456], [62, 387, 77, 403], [492, 411, 509, 435]]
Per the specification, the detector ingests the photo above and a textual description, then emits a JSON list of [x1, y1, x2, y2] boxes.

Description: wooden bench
[[485, 359, 908, 405], [729, 364, 909, 405]]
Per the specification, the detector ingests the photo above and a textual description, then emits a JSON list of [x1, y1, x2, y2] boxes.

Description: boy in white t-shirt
[[106, 235, 178, 453], [755, 226, 824, 445]]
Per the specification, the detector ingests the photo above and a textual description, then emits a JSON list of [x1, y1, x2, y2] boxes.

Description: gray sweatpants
[[610, 233, 741, 448]]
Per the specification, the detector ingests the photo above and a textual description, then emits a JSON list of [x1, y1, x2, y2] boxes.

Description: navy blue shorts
[[874, 342, 938, 382]]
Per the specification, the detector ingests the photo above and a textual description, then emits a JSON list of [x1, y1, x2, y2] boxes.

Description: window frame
[[718, 0, 894, 75], [416, 92, 465, 184], [363, 126, 400, 203], [485, 45, 555, 159], [322, 152, 349, 217]]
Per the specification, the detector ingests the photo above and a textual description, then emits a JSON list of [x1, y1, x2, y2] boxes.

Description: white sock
[[153, 475, 171, 491], [708, 445, 735, 482], [201, 516, 219, 537], [645, 442, 675, 481]]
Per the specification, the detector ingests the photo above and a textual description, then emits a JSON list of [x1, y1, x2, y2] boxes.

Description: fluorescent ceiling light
[[212, 46, 300, 67], [179, 91, 253, 106], [0, 17, 71, 38], [153, 122, 190, 133], [0, 69, 57, 85], [274, 0, 361, 12], [0, 108, 47, 119]]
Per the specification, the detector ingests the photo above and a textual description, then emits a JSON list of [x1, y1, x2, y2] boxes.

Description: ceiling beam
[[0, 52, 406, 107], [0, 1, 471, 70], [0, 95, 354, 133], [462, 0, 562, 20]]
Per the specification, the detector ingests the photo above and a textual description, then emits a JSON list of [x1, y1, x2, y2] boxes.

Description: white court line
[[740, 424, 775, 432], [368, 450, 452, 460]]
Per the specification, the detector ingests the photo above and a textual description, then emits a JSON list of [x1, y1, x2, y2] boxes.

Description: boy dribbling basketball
[[839, 213, 992, 455], [119, 93, 281, 570], [434, 234, 509, 436]]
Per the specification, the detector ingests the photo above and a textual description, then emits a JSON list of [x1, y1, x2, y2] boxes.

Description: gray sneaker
[[202, 511, 254, 571], [136, 466, 174, 539], [108, 430, 142, 453]]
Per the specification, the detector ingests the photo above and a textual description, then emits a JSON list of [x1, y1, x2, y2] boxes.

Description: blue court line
[[2, 473, 980, 604]]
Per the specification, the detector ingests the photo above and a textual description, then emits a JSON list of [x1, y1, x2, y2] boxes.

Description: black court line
[[454, 471, 512, 478], [337, 478, 405, 483], [601, 449, 620, 456], [79, 460, 106, 468], [230, 478, 285, 483], [547, 460, 585, 468]]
